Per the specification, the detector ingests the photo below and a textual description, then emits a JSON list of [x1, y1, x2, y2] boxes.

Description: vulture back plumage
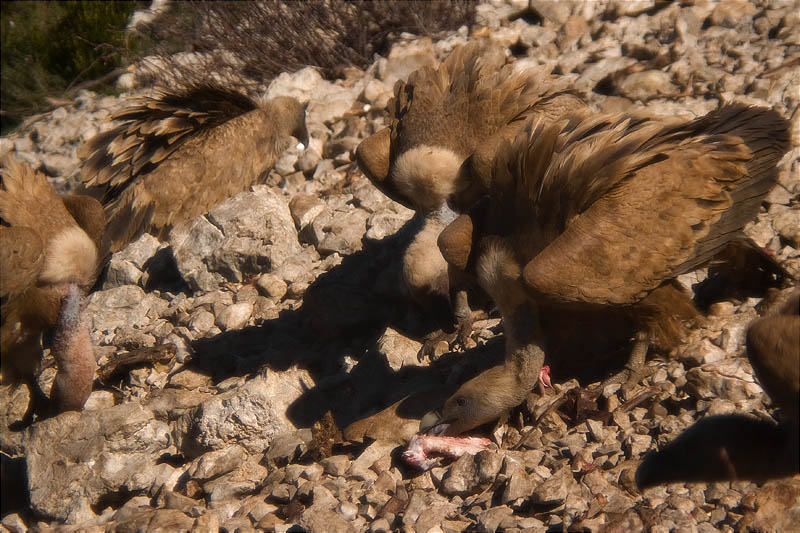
[[80, 84, 307, 251]]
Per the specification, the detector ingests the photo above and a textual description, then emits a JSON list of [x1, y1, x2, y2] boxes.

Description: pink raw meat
[[402, 434, 492, 470]]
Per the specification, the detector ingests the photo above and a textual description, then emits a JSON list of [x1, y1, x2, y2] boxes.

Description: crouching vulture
[[1, 157, 105, 421], [636, 289, 799, 486], [355, 40, 588, 353], [426, 104, 790, 435], [80, 84, 308, 252]]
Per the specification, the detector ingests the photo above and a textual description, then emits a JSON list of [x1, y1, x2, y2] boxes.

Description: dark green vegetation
[[1, 1, 142, 134]]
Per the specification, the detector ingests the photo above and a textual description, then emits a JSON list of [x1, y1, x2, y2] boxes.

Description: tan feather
[[433, 104, 790, 435]]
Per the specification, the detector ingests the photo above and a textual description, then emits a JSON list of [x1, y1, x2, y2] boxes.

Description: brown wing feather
[[0, 226, 44, 299], [509, 105, 788, 306], [100, 103, 290, 251], [0, 157, 77, 240], [388, 40, 573, 160], [80, 84, 259, 204]]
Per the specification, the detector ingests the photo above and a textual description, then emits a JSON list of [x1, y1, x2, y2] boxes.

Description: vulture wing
[[510, 105, 789, 306]]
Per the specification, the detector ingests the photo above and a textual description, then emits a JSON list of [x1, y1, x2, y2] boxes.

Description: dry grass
[[136, 1, 476, 92]]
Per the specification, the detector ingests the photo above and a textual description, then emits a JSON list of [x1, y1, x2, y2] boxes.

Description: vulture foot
[[597, 331, 650, 393], [417, 316, 476, 362]]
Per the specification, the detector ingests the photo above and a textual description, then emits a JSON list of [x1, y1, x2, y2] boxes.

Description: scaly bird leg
[[598, 330, 650, 393]]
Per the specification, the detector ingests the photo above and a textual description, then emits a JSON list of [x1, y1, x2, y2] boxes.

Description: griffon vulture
[[80, 84, 308, 252], [1, 157, 105, 420], [428, 104, 790, 435], [355, 40, 588, 351]]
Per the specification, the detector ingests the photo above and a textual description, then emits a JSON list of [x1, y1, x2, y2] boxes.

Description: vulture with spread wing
[[1, 157, 105, 420], [636, 289, 799, 486], [428, 104, 790, 435], [355, 41, 588, 350], [80, 84, 308, 252]]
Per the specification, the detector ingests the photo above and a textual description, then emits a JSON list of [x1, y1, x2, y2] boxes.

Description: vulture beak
[[295, 125, 310, 150], [420, 409, 453, 436]]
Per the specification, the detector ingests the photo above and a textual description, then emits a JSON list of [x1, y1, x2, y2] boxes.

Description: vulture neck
[[50, 284, 96, 413]]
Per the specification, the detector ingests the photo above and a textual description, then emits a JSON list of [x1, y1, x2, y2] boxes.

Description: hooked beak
[[420, 409, 454, 436]]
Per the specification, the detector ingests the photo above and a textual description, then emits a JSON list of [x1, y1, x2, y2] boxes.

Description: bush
[[137, 1, 477, 91], [1, 1, 139, 134]]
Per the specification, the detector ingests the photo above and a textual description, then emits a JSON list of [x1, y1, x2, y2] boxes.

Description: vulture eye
[[456, 397, 467, 407]]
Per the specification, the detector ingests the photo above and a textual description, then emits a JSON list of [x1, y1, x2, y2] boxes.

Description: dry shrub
[[136, 1, 476, 91]]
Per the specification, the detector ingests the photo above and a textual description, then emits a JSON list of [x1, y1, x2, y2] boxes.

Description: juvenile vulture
[[636, 289, 799, 487], [1, 157, 105, 420], [427, 103, 790, 435], [80, 84, 308, 252], [355, 41, 588, 348]]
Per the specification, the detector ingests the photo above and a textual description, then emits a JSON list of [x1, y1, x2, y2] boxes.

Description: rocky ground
[[1, 0, 799, 531]]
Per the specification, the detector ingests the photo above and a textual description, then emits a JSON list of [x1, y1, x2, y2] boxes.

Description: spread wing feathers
[[491, 104, 790, 306], [387, 40, 569, 158], [0, 157, 77, 241], [0, 226, 44, 300], [80, 84, 259, 204]]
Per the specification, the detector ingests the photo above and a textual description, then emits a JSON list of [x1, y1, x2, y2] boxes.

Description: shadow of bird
[[355, 40, 589, 356], [80, 83, 308, 252], [1, 157, 106, 423], [636, 288, 799, 487], [428, 103, 790, 435]]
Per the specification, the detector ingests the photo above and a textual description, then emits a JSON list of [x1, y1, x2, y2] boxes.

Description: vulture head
[[268, 96, 310, 147]]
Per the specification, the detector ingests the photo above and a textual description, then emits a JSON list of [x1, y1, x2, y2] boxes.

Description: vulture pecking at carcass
[[426, 103, 790, 436]]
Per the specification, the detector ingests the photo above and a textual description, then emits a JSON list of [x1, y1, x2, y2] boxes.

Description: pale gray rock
[[684, 359, 761, 402], [530, 467, 570, 506], [297, 148, 322, 175], [170, 186, 301, 292], [619, 70, 679, 101], [255, 272, 289, 301], [441, 453, 480, 497], [203, 457, 268, 502], [264, 432, 308, 466], [361, 79, 392, 109], [103, 257, 143, 289], [174, 369, 312, 457], [188, 445, 248, 481], [215, 302, 253, 331], [86, 286, 168, 344], [773, 208, 800, 248], [378, 39, 437, 87], [26, 404, 174, 523], [289, 193, 327, 231], [322, 455, 351, 477], [375, 328, 422, 371]]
